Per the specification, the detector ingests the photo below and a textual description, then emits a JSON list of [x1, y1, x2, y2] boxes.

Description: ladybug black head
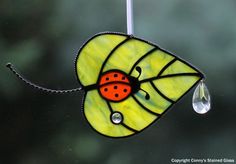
[[129, 66, 150, 100]]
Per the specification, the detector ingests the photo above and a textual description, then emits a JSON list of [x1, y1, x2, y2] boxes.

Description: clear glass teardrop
[[192, 80, 211, 114]]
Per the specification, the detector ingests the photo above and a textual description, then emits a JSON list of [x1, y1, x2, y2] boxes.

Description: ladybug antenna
[[139, 88, 150, 100], [134, 66, 149, 99], [135, 66, 142, 79], [6, 63, 82, 94]]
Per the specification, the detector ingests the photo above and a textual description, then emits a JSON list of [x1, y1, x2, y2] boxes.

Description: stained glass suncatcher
[[75, 32, 204, 138]]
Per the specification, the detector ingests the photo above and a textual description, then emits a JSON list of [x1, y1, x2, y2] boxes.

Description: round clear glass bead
[[111, 112, 122, 124]]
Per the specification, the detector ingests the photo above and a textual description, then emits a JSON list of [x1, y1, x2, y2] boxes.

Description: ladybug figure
[[98, 67, 149, 102]]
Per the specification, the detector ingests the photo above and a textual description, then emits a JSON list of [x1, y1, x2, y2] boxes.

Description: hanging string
[[6, 63, 82, 94], [126, 0, 134, 35]]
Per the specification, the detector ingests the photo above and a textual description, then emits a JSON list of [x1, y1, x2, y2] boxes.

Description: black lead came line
[[83, 81, 131, 92], [158, 73, 203, 79], [150, 81, 175, 103], [157, 58, 177, 77], [106, 100, 114, 113], [121, 123, 139, 133], [140, 72, 202, 84]]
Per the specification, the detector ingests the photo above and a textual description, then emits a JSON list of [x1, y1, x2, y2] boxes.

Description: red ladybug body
[[98, 70, 136, 102]]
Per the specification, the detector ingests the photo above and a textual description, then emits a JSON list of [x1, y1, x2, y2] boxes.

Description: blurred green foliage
[[0, 0, 236, 164]]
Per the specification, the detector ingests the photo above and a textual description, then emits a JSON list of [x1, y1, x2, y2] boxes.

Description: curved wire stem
[[6, 63, 82, 94]]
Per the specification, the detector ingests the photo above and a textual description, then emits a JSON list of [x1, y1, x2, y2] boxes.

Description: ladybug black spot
[[114, 74, 118, 77], [115, 94, 119, 97], [114, 86, 118, 89], [122, 76, 126, 80], [123, 89, 127, 92], [104, 88, 108, 92], [106, 77, 109, 81]]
